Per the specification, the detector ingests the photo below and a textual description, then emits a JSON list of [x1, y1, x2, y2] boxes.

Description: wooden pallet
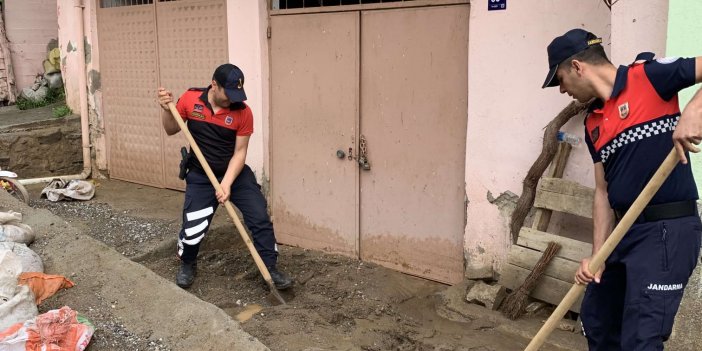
[[500, 144, 594, 313]]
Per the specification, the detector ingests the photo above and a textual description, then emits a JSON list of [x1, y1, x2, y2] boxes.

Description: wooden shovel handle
[[166, 102, 276, 284], [525, 149, 679, 350]]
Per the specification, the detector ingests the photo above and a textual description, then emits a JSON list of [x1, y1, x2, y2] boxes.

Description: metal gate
[[97, 0, 228, 189], [270, 12, 360, 256], [270, 2, 469, 284], [359, 6, 469, 284]]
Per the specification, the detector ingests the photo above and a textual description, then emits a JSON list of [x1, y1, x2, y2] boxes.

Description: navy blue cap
[[542, 29, 602, 88], [213, 63, 247, 102]]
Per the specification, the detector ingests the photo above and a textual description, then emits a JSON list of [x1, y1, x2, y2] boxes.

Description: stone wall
[[0, 115, 82, 178]]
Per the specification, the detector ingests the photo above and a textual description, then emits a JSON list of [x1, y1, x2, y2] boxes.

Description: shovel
[[525, 148, 679, 350], [167, 102, 286, 305]]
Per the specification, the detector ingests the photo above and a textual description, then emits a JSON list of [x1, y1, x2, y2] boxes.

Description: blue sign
[[488, 0, 506, 11]]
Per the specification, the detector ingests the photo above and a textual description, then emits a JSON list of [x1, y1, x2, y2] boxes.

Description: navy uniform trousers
[[580, 215, 701, 350], [176, 165, 278, 268]]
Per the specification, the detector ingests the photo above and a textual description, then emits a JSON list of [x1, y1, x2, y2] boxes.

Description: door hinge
[[267, 26, 272, 39]]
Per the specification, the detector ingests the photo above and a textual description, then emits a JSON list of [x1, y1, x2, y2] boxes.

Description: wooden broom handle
[[167, 102, 275, 283], [525, 149, 679, 350]]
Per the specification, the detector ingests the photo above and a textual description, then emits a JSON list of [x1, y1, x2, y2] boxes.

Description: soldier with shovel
[[157, 64, 292, 291], [542, 29, 702, 350]]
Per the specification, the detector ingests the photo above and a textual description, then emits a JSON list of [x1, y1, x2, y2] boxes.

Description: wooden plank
[[532, 143, 573, 231], [534, 189, 593, 218], [548, 143, 573, 178], [538, 177, 595, 201], [508, 245, 579, 283], [500, 263, 583, 313], [518, 227, 592, 262], [531, 209, 550, 231], [534, 177, 595, 218]]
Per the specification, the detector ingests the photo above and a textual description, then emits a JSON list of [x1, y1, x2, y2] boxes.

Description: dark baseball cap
[[542, 29, 602, 88], [213, 63, 247, 102]]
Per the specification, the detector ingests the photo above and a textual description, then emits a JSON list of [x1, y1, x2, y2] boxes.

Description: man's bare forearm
[[161, 108, 181, 135], [592, 187, 614, 254], [221, 152, 246, 187]]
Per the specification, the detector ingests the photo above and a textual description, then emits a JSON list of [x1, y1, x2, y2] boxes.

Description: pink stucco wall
[[85, 0, 106, 172], [227, 0, 268, 181], [465, 0, 670, 276], [5, 0, 58, 92], [611, 0, 669, 65], [57, 0, 105, 172], [57, 0, 82, 117], [464, 0, 611, 276]]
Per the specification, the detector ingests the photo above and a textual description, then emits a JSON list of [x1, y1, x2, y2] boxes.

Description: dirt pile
[[26, 180, 586, 351]]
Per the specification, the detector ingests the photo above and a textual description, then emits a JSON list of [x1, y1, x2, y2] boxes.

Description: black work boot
[[268, 266, 293, 290], [176, 260, 197, 288]]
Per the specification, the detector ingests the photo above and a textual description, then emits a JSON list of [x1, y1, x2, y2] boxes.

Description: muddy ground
[[19, 179, 585, 351]]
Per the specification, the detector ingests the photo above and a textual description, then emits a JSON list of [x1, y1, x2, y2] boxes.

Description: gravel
[[32, 199, 178, 258], [31, 198, 178, 350]]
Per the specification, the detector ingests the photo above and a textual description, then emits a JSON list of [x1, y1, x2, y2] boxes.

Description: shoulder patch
[[655, 57, 680, 64]]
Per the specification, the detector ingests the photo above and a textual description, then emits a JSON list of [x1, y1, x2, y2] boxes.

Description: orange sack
[[18, 273, 75, 305], [0, 306, 94, 351]]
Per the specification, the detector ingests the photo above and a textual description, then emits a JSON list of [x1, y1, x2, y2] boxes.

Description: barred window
[[272, 0, 412, 10]]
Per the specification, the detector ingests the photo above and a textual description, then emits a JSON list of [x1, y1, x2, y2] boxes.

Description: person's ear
[[211, 80, 218, 88], [572, 60, 584, 76]]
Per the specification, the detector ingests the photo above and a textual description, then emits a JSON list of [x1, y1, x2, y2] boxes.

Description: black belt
[[614, 200, 698, 223]]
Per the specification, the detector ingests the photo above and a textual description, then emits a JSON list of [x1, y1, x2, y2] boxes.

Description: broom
[[500, 241, 561, 320]]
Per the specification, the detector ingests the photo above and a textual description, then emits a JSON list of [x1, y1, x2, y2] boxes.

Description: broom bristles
[[500, 241, 561, 320]]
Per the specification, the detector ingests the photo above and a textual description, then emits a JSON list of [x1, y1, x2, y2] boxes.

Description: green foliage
[[16, 97, 45, 110], [16, 88, 66, 110], [52, 105, 72, 118]]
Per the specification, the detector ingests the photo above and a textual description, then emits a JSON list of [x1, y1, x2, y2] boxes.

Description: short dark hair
[[561, 43, 611, 70]]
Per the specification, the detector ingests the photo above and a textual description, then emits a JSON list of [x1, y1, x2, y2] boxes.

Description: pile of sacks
[[0, 211, 93, 350], [0, 211, 41, 272]]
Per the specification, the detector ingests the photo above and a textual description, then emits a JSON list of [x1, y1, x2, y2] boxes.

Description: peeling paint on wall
[[84, 36, 91, 64], [46, 38, 59, 51], [464, 247, 495, 280], [260, 168, 271, 200], [66, 41, 76, 52], [462, 190, 520, 281], [88, 69, 100, 94], [486, 190, 518, 215], [464, 188, 469, 228]]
